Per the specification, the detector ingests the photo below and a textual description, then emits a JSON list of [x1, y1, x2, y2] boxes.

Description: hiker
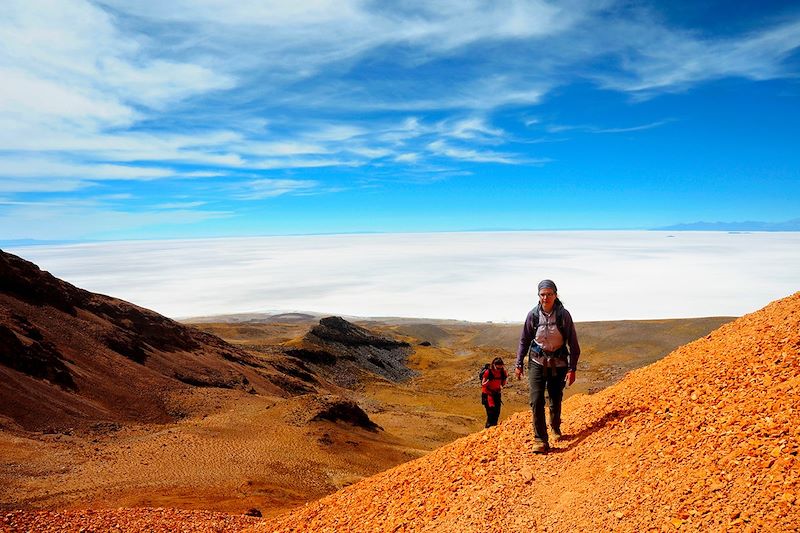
[[480, 357, 507, 428], [515, 279, 580, 453]]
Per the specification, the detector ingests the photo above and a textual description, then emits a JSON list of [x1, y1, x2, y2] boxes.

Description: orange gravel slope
[[3, 508, 259, 532], [252, 292, 800, 533]]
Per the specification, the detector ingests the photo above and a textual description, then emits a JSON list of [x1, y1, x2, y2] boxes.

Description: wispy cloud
[[0, 0, 233, 126], [588, 18, 800, 96], [234, 178, 321, 200], [394, 153, 421, 163], [154, 201, 209, 209], [594, 120, 674, 133], [427, 140, 522, 164], [546, 119, 674, 134], [438, 117, 507, 142], [0, 158, 182, 180]]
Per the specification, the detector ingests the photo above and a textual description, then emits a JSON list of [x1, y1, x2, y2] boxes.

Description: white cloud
[[375, 117, 429, 145], [248, 158, 361, 170], [101, 58, 235, 110], [346, 146, 392, 159], [241, 141, 330, 157], [395, 153, 421, 163], [101, 0, 577, 55], [374, 0, 576, 52], [154, 201, 208, 209], [0, 179, 87, 193], [439, 117, 506, 141], [0, 204, 230, 240], [594, 120, 673, 133], [302, 124, 370, 142], [0, 158, 179, 180], [8, 231, 799, 322], [589, 18, 800, 95], [427, 140, 521, 164], [0, 156, 228, 193], [1, 0, 233, 122], [234, 178, 320, 200], [545, 119, 673, 134], [0, 67, 136, 128], [100, 0, 369, 27], [85, 0, 576, 116]]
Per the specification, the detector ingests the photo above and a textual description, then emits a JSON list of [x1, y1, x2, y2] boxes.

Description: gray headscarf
[[537, 279, 557, 293]]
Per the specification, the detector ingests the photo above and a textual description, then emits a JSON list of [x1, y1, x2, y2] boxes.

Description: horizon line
[[5, 226, 800, 248]]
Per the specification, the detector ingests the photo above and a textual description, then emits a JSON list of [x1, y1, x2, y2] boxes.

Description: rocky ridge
[[300, 316, 415, 386]]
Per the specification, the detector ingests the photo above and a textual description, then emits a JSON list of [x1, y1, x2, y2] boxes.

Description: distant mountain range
[[654, 218, 800, 231]]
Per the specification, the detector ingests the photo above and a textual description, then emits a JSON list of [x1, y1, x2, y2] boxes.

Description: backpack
[[479, 364, 507, 382], [531, 303, 569, 345]]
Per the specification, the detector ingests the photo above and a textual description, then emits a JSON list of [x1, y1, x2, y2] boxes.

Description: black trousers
[[528, 363, 568, 443], [482, 391, 502, 428]]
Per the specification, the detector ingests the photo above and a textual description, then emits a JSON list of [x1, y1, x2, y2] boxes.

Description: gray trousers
[[528, 363, 568, 443]]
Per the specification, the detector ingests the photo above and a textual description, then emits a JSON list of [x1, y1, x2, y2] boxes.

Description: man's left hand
[[565, 370, 576, 386]]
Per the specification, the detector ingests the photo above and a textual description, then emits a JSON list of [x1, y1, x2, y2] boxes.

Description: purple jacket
[[515, 301, 581, 372]]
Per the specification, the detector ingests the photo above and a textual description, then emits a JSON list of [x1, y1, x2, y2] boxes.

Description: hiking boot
[[532, 441, 549, 454], [552, 429, 563, 442]]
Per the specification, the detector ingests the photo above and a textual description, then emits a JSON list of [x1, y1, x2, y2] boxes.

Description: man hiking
[[480, 357, 507, 428], [515, 279, 580, 453]]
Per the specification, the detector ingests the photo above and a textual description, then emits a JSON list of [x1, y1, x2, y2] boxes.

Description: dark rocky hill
[[301, 316, 415, 386]]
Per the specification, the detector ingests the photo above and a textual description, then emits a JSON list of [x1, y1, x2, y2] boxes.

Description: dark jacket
[[515, 300, 581, 371]]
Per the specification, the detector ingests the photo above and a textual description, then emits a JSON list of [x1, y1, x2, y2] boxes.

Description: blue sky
[[2, 0, 799, 241]]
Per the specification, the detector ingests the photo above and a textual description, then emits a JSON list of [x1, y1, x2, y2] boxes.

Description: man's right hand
[[515, 367, 523, 380]]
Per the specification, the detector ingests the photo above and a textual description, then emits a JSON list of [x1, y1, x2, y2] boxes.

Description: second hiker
[[480, 357, 507, 428], [515, 279, 581, 453]]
